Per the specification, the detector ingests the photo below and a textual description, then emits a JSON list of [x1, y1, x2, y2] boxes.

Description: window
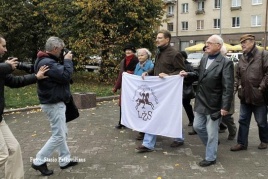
[[252, 0, 262, 5], [182, 3, 188, 13], [232, 17, 240, 27], [198, 1, 205, 10], [197, 20, 204, 30], [214, 0, 221, 8], [168, 5, 174, 15], [167, 23, 173, 31], [213, 19, 220, 29], [232, 0, 241, 7], [182, 21, 188, 30], [251, 15, 261, 26]]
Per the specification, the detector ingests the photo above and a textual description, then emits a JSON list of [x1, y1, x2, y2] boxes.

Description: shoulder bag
[[65, 95, 80, 122]]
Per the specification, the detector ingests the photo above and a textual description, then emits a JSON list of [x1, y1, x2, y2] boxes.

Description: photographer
[[0, 34, 48, 179], [31, 36, 78, 176]]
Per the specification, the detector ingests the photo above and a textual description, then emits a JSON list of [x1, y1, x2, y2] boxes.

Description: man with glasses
[[230, 34, 268, 151], [180, 34, 234, 167]]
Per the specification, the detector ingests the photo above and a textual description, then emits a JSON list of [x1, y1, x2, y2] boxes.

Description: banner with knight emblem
[[121, 72, 183, 138]]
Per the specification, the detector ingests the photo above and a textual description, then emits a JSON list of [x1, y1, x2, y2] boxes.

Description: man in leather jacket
[[230, 34, 268, 151], [180, 35, 234, 167], [0, 34, 48, 179]]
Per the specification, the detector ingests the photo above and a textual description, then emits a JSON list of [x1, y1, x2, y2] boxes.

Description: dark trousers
[[237, 103, 268, 146], [222, 114, 237, 136], [118, 106, 122, 125], [183, 98, 194, 123]]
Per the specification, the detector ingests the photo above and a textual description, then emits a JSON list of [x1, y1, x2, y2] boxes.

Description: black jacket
[[0, 63, 37, 122], [183, 60, 197, 99], [189, 53, 234, 114], [34, 51, 73, 104]]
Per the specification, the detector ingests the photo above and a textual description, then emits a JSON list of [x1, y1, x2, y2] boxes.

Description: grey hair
[[220, 45, 227, 55], [45, 36, 65, 51], [211, 34, 224, 45], [136, 48, 152, 59]]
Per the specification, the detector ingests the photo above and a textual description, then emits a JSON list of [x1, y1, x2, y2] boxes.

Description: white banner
[[121, 72, 183, 138]]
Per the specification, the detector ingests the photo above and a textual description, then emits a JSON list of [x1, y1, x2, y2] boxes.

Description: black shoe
[[188, 131, 197, 135], [60, 161, 78, 169], [135, 145, 153, 153], [31, 162, 53, 176], [170, 141, 184, 148], [136, 132, 145, 140], [199, 159, 216, 167], [115, 124, 125, 129], [188, 122, 193, 126]]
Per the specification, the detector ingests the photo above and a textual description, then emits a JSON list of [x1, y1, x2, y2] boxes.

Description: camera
[[8, 57, 34, 74], [60, 48, 75, 64], [17, 62, 34, 74]]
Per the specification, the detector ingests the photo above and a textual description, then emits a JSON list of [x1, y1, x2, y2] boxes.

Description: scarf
[[125, 54, 134, 66]]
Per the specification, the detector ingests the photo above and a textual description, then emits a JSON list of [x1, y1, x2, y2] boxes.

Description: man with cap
[[230, 34, 268, 151], [113, 44, 139, 129]]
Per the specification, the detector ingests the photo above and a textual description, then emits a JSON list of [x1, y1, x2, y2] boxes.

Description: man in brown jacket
[[230, 34, 268, 151], [135, 29, 185, 153]]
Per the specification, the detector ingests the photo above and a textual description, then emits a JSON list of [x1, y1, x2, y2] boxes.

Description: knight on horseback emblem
[[135, 91, 154, 110]]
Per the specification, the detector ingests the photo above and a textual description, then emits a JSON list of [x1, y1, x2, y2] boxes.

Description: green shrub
[[4, 71, 116, 109]]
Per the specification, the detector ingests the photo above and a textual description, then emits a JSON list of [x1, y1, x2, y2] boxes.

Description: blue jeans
[[33, 102, 71, 167], [193, 112, 220, 161], [237, 103, 268, 146], [142, 132, 184, 150]]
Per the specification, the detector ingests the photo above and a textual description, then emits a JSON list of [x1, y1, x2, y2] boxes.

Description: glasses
[[205, 42, 220, 46]]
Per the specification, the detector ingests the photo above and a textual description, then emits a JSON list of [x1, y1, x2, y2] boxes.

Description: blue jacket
[[134, 60, 154, 76], [34, 51, 73, 104]]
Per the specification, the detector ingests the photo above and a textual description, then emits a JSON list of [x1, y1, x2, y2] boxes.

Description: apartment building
[[161, 0, 268, 51]]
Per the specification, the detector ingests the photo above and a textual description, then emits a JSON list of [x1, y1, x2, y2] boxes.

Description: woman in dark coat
[[113, 44, 139, 129]]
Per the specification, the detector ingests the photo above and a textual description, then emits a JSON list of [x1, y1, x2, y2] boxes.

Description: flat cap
[[240, 34, 255, 43]]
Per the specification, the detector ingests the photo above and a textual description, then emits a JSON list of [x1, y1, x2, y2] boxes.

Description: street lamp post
[[264, 0, 268, 48], [219, 0, 222, 36]]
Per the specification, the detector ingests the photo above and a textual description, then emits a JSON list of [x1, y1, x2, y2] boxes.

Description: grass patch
[[4, 71, 116, 109]]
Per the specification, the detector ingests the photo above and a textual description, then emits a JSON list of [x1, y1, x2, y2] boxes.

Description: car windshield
[[188, 53, 203, 59]]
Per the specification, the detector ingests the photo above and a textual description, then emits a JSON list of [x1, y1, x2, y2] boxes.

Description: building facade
[[161, 0, 268, 51]]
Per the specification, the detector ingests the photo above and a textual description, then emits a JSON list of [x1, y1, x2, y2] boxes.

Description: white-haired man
[[180, 35, 234, 167]]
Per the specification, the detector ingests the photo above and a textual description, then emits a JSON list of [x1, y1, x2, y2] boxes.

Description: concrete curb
[[3, 95, 119, 114]]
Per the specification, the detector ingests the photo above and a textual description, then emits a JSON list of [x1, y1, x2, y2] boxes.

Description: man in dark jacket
[[0, 35, 48, 179], [32, 36, 78, 176], [230, 34, 268, 151], [135, 29, 185, 153], [180, 35, 234, 167]]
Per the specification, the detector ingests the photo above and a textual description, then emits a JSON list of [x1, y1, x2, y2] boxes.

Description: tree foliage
[[0, 0, 164, 83]]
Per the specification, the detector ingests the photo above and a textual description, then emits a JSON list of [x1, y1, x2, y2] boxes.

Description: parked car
[[84, 55, 102, 72], [226, 53, 242, 60], [186, 52, 204, 89], [186, 52, 204, 71]]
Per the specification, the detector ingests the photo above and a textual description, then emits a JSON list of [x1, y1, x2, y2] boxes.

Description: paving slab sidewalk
[[1, 96, 268, 179]]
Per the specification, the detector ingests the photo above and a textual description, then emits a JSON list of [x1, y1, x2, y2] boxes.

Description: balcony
[[163, 0, 177, 4], [166, 13, 174, 18], [195, 9, 205, 15], [230, 6, 242, 11], [193, 0, 206, 2]]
